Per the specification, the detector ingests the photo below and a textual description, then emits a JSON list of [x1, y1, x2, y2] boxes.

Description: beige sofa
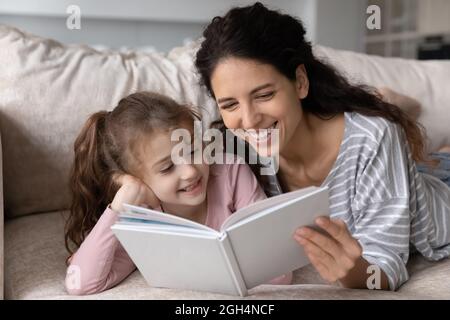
[[1, 24, 450, 300]]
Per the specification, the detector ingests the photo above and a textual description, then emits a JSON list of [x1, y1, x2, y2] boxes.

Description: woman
[[195, 2, 450, 290]]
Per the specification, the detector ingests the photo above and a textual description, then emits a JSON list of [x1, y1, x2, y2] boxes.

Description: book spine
[[218, 233, 248, 297]]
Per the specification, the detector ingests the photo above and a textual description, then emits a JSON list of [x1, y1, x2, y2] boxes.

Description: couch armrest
[[0, 130, 3, 300]]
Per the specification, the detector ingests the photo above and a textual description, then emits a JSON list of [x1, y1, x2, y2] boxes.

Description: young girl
[[64, 91, 292, 295]]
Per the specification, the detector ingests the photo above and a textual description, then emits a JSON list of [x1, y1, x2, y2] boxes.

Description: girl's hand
[[294, 217, 363, 284], [110, 173, 160, 213]]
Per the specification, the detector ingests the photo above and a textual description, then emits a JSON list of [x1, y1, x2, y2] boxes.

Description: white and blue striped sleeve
[[351, 120, 412, 290]]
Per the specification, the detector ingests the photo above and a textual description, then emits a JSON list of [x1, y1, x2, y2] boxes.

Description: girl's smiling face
[[133, 126, 209, 215], [210, 57, 309, 157]]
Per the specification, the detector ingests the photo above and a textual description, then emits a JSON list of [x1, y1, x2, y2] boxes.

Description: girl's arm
[[65, 174, 160, 295], [65, 206, 136, 295]]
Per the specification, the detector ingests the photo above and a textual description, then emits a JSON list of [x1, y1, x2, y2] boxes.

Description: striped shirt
[[259, 112, 450, 290]]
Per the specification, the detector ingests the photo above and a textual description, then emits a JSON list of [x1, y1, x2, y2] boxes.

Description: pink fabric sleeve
[[228, 163, 267, 211], [65, 206, 136, 295], [228, 163, 293, 285]]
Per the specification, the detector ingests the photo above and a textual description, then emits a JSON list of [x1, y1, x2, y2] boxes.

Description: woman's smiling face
[[210, 57, 309, 157]]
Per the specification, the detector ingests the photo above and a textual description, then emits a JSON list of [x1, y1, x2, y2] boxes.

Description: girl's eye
[[160, 164, 174, 173]]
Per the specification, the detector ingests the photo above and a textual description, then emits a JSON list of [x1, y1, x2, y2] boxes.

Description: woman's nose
[[240, 104, 262, 130]]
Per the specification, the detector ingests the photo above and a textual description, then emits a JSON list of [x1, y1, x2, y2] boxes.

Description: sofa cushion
[[314, 46, 450, 153], [4, 210, 449, 299], [0, 25, 218, 218], [1, 24, 450, 218]]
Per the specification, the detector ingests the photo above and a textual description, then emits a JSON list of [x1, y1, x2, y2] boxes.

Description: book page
[[116, 219, 217, 237], [122, 203, 217, 233], [111, 225, 242, 296], [225, 187, 330, 289], [220, 186, 318, 231]]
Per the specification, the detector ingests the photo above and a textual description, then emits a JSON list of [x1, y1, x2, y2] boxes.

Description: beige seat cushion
[[5, 211, 449, 299]]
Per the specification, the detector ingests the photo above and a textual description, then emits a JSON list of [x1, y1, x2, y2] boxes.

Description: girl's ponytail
[[64, 111, 119, 256]]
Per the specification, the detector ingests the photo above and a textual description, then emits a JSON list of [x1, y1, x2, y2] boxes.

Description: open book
[[111, 186, 330, 296]]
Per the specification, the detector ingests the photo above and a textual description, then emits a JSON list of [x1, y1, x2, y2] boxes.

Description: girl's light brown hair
[[64, 92, 200, 259]]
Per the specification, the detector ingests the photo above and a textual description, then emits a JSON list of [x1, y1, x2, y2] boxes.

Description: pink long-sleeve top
[[65, 162, 293, 295]]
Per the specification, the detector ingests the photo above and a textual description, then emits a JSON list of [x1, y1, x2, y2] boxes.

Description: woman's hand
[[110, 173, 160, 213], [294, 217, 363, 285]]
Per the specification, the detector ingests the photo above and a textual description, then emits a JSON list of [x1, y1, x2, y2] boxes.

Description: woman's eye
[[256, 92, 275, 100], [221, 103, 237, 110]]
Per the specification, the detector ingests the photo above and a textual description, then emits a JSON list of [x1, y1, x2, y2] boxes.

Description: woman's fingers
[[308, 253, 337, 284], [295, 226, 342, 259], [295, 235, 335, 267], [318, 217, 363, 260], [294, 217, 363, 284], [295, 235, 341, 283], [315, 217, 346, 242], [295, 227, 356, 272]]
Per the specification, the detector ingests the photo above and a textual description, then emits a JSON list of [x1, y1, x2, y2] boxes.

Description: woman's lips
[[246, 121, 278, 145]]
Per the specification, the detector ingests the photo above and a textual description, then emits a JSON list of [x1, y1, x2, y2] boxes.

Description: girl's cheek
[[153, 188, 176, 204], [164, 177, 181, 196]]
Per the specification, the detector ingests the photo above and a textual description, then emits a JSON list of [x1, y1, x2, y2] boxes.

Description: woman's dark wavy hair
[[195, 2, 428, 165]]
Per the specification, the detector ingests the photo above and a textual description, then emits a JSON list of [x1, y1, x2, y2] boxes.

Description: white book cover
[[111, 186, 330, 296]]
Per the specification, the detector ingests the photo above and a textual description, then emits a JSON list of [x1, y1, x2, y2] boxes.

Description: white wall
[[0, 0, 297, 23], [0, 14, 206, 52], [286, 0, 318, 41], [0, 0, 364, 52], [0, 0, 317, 51], [313, 0, 366, 52], [417, 0, 450, 35]]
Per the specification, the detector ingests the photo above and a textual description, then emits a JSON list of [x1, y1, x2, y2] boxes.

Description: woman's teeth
[[247, 122, 277, 141]]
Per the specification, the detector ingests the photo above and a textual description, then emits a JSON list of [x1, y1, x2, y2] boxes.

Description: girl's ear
[[295, 64, 309, 99]]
